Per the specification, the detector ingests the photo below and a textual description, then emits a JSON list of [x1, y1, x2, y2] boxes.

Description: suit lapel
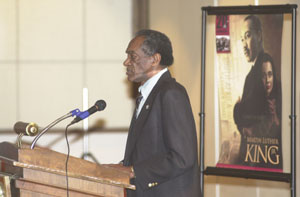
[[124, 71, 173, 165], [123, 113, 137, 165]]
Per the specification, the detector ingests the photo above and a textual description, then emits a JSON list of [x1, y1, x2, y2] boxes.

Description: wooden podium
[[0, 142, 135, 197]]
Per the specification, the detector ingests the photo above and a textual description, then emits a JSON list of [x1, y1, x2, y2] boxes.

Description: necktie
[[135, 93, 143, 118]]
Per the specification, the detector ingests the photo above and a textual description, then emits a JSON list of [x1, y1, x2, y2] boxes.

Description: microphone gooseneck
[[29, 100, 106, 149], [30, 108, 81, 149]]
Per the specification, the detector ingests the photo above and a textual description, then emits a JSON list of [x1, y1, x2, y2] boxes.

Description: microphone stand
[[30, 109, 80, 149]]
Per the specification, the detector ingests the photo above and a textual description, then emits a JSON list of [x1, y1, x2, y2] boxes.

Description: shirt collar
[[138, 68, 168, 99]]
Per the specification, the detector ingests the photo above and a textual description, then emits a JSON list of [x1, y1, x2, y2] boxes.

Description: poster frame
[[199, 4, 297, 197]]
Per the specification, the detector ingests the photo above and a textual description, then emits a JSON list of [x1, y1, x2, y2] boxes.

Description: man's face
[[123, 36, 153, 84], [241, 19, 261, 62]]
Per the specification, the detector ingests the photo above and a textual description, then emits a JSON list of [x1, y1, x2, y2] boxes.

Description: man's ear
[[151, 53, 161, 66]]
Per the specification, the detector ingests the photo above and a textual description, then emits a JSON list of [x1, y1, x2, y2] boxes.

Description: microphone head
[[14, 121, 39, 136], [95, 100, 106, 111]]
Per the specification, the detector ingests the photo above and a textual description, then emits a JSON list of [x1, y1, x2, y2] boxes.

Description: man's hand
[[236, 96, 241, 104], [242, 127, 253, 136], [267, 98, 279, 126]]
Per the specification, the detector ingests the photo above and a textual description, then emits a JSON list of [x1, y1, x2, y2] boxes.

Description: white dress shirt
[[136, 68, 168, 118]]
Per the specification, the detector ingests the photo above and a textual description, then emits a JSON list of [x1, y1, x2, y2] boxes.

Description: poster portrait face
[[261, 61, 274, 97], [241, 18, 262, 63]]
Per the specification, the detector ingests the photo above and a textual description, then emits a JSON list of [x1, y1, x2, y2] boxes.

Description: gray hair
[[135, 29, 174, 66]]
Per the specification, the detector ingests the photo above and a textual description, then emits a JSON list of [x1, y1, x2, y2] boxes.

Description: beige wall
[[149, 0, 300, 197], [0, 0, 133, 164]]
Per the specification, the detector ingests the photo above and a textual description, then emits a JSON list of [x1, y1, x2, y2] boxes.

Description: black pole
[[290, 7, 297, 197], [200, 8, 207, 197]]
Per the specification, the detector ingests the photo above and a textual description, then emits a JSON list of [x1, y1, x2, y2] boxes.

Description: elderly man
[[121, 29, 200, 197]]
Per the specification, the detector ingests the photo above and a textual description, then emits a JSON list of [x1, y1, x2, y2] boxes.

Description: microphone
[[70, 100, 106, 125], [14, 121, 39, 136]]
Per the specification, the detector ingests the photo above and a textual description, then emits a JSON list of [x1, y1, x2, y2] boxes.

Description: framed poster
[[199, 4, 297, 197], [215, 14, 283, 172]]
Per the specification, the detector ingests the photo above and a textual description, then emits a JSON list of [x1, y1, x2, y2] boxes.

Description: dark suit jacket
[[123, 71, 200, 197], [234, 51, 266, 130]]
